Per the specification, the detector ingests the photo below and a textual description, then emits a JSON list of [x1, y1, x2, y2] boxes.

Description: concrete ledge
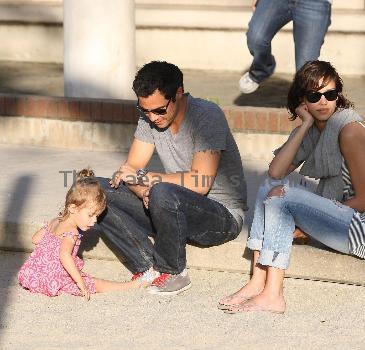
[[1, 2, 364, 32], [2, 220, 364, 286], [0, 115, 290, 159], [0, 2, 62, 24], [0, 144, 364, 286], [0, 116, 136, 151]]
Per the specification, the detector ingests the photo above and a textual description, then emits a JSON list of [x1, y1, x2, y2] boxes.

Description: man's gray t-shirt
[[134, 94, 247, 227]]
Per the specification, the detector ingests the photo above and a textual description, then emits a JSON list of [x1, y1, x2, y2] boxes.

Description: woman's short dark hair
[[132, 61, 184, 102], [287, 60, 354, 120]]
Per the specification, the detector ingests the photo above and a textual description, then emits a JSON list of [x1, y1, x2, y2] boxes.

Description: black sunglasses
[[136, 98, 171, 116], [305, 89, 338, 103]]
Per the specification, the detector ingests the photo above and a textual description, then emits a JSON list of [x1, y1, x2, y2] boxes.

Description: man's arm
[[125, 138, 155, 170], [111, 138, 155, 197], [120, 149, 221, 195]]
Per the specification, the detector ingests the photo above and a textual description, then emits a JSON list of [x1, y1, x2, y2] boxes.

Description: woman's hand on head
[[295, 103, 314, 127]]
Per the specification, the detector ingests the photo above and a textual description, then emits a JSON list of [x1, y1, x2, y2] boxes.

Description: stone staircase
[[0, 0, 364, 287], [1, 144, 364, 286], [0, 0, 364, 75]]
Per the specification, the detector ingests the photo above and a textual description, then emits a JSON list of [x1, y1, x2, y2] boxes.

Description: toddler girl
[[18, 169, 139, 299]]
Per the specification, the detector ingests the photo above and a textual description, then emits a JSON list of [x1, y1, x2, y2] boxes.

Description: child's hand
[[77, 281, 90, 301]]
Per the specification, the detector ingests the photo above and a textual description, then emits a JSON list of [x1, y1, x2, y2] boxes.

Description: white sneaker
[[239, 72, 259, 94]]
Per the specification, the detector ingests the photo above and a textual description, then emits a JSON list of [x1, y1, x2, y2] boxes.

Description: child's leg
[[94, 278, 140, 293]]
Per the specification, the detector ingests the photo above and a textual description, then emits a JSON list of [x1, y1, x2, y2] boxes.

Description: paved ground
[[1, 251, 365, 350], [0, 61, 364, 113]]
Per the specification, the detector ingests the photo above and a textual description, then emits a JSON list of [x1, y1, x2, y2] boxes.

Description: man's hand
[[142, 187, 150, 209], [110, 164, 137, 188]]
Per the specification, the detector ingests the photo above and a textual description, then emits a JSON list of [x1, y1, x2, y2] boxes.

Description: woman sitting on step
[[218, 60, 365, 314]]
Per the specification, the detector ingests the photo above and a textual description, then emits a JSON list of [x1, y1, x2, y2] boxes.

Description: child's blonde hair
[[59, 169, 106, 221]]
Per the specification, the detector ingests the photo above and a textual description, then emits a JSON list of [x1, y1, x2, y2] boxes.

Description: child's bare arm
[[32, 218, 59, 244], [59, 235, 90, 300], [32, 227, 46, 245]]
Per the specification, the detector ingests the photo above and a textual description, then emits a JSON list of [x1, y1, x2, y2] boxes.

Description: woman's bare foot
[[218, 279, 265, 308], [225, 292, 286, 314]]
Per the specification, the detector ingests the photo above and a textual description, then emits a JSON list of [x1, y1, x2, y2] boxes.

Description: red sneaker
[[131, 268, 160, 286], [148, 270, 191, 295]]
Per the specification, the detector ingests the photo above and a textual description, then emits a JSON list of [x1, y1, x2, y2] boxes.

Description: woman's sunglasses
[[136, 98, 171, 116], [305, 89, 338, 103]]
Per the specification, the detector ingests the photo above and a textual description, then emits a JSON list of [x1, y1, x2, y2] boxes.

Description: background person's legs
[[292, 0, 331, 71], [246, 0, 292, 83]]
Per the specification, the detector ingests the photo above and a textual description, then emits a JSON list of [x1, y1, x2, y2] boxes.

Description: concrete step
[[1, 144, 364, 286], [0, 1, 364, 74], [137, 0, 365, 11]]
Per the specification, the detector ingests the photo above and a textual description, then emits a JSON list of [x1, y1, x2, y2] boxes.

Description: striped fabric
[[342, 159, 365, 259]]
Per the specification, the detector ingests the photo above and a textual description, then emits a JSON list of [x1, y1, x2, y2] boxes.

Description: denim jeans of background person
[[96, 61, 247, 295], [239, 0, 332, 93]]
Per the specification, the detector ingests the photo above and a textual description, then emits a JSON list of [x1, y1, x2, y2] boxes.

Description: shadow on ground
[[0, 175, 32, 341], [234, 76, 291, 108]]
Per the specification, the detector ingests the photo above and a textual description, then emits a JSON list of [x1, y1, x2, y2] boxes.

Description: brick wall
[[0, 93, 302, 134]]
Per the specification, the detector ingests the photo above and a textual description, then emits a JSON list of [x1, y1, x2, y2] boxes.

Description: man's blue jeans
[[247, 0, 331, 83], [96, 178, 241, 275]]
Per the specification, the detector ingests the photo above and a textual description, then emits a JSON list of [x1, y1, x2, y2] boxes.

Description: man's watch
[[136, 168, 149, 185]]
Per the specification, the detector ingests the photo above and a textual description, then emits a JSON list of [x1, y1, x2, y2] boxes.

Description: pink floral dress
[[18, 223, 96, 297]]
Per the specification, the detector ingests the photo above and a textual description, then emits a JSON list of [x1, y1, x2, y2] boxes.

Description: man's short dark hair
[[132, 61, 184, 102]]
